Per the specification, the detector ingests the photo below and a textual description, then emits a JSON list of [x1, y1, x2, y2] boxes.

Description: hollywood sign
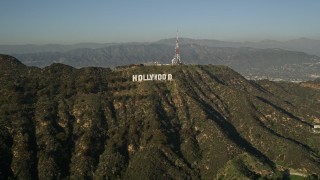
[[132, 74, 173, 82]]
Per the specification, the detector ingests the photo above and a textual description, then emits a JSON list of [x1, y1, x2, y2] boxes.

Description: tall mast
[[172, 30, 182, 65], [175, 30, 180, 62]]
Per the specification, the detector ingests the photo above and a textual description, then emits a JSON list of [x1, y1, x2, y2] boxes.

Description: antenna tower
[[172, 30, 182, 65]]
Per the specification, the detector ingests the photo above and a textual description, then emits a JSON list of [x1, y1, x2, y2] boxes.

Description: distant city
[[1, 37, 320, 82]]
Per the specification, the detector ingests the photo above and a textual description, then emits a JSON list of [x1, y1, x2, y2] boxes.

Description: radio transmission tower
[[172, 30, 182, 65]]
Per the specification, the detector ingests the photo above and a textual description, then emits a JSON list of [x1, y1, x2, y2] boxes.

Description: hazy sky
[[1, 0, 320, 44]]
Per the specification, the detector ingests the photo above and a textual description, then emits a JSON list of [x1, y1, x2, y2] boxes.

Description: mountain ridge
[[0, 55, 319, 179]]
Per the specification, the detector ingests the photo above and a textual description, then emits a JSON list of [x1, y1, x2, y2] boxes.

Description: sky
[[1, 0, 320, 45]]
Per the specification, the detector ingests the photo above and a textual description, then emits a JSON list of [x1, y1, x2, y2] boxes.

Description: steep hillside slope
[[0, 55, 319, 179], [300, 78, 320, 90]]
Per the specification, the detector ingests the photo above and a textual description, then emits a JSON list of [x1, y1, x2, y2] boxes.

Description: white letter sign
[[132, 74, 173, 82]]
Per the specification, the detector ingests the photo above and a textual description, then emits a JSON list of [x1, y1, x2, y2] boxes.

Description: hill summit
[[0, 54, 25, 68], [0, 55, 319, 179]]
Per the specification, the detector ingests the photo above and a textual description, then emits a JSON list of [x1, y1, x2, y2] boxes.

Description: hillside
[[12, 43, 320, 81], [0, 55, 320, 179], [300, 78, 320, 90]]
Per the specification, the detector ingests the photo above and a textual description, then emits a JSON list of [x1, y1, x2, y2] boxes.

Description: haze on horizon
[[1, 0, 320, 45]]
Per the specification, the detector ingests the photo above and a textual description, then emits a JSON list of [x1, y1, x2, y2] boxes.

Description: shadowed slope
[[0, 55, 319, 179]]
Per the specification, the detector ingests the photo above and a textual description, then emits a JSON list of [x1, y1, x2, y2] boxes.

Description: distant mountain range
[[158, 37, 320, 57], [1, 38, 320, 81], [2, 37, 320, 56]]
